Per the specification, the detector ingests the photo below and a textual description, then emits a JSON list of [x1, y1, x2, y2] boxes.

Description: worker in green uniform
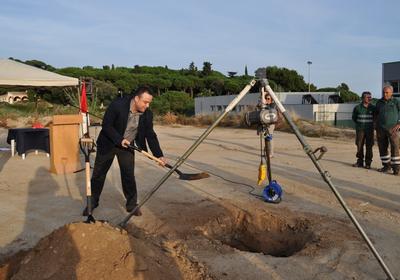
[[375, 85, 400, 175], [352, 91, 375, 169]]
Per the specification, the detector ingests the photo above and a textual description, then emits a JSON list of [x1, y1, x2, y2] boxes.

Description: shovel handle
[[127, 144, 181, 175], [128, 144, 165, 165], [139, 149, 165, 165]]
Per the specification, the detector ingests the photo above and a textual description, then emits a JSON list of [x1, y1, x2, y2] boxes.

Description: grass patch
[[154, 112, 247, 127], [154, 111, 354, 139], [0, 102, 353, 139], [0, 101, 105, 128]]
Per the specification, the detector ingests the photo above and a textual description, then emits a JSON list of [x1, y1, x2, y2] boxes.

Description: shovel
[[127, 144, 209, 180], [79, 137, 96, 223]]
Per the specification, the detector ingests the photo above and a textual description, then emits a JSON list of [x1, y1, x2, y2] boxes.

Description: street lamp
[[307, 61, 312, 93]]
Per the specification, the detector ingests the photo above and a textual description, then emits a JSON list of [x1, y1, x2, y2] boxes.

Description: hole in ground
[[204, 210, 315, 257]]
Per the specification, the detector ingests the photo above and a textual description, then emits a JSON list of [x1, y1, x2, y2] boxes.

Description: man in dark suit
[[83, 86, 166, 216]]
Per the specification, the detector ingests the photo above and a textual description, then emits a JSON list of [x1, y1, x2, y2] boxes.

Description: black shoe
[[378, 166, 391, 173], [82, 203, 99, 216], [352, 162, 363, 168], [126, 204, 142, 216], [365, 165, 371, 169], [393, 169, 399, 176]]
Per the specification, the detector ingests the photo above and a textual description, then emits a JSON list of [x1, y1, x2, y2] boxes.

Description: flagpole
[[80, 80, 90, 136], [78, 81, 84, 137], [85, 111, 90, 137]]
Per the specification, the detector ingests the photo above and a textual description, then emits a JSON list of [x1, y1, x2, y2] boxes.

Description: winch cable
[[257, 132, 267, 185], [264, 134, 272, 183]]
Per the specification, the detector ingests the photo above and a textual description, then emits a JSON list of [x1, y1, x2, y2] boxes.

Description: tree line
[[3, 58, 360, 115]]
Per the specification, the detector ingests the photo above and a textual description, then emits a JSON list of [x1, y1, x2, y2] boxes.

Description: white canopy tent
[[0, 58, 79, 87], [0, 58, 88, 134]]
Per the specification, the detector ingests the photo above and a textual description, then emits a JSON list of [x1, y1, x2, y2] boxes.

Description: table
[[7, 128, 50, 159]]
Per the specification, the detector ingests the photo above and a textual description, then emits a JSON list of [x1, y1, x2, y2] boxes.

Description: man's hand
[[121, 139, 130, 148], [158, 157, 167, 167], [390, 124, 400, 135]]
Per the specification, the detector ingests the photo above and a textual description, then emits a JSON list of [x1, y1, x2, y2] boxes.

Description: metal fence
[[314, 111, 354, 128]]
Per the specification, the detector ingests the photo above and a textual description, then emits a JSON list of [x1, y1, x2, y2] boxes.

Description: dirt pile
[[0, 222, 189, 280]]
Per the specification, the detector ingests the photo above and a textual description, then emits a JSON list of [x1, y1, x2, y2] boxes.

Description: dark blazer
[[96, 95, 163, 157]]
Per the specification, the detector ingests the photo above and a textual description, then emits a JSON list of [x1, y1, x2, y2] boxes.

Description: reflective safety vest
[[352, 103, 375, 131]]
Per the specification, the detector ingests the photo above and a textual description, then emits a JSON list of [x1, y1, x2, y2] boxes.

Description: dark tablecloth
[[7, 128, 50, 155]]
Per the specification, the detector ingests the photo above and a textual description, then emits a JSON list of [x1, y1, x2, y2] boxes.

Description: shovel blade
[[179, 172, 210, 180]]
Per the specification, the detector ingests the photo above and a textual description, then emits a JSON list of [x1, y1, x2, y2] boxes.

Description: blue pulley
[[262, 180, 282, 203]]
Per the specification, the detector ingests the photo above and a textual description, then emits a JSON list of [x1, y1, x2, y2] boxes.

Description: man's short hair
[[382, 85, 394, 92], [133, 86, 153, 97], [361, 91, 372, 98]]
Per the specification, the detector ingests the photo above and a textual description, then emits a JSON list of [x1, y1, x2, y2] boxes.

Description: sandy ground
[[0, 125, 399, 279]]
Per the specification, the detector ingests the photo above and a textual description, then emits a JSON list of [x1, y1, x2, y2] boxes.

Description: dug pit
[[202, 209, 315, 257]]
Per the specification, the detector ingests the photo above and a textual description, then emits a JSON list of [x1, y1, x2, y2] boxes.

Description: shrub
[[151, 91, 194, 115]]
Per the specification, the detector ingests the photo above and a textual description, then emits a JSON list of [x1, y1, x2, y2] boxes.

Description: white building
[[195, 92, 357, 128], [0, 91, 28, 104]]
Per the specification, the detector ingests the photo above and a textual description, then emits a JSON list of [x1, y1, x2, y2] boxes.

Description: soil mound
[[0, 222, 185, 280]]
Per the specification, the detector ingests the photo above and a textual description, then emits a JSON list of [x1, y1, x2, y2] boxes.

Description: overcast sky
[[1, 0, 399, 97]]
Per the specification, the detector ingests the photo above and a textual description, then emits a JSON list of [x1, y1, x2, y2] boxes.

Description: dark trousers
[[91, 147, 137, 207], [377, 128, 400, 170], [355, 129, 374, 165]]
